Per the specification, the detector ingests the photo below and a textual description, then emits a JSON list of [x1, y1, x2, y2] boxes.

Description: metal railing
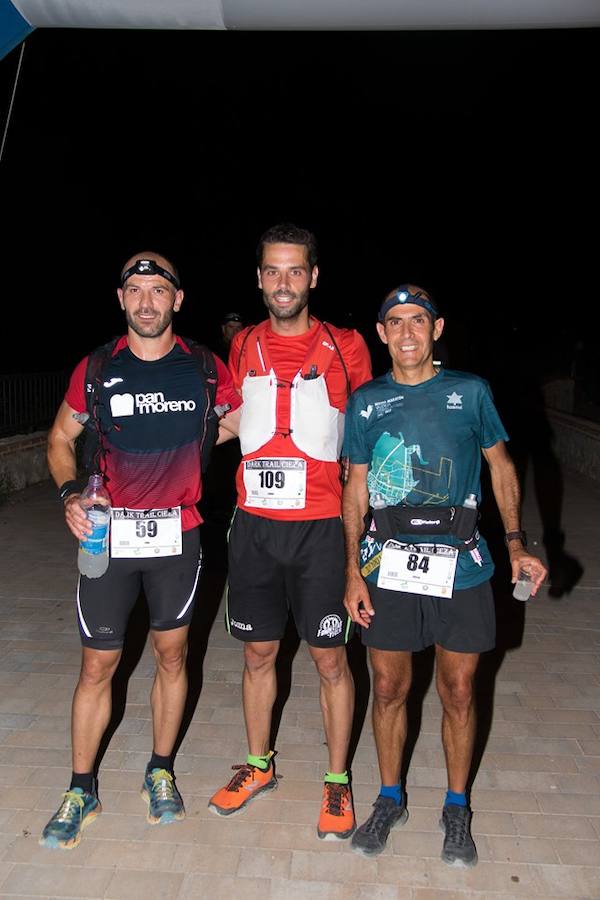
[[0, 372, 68, 438]]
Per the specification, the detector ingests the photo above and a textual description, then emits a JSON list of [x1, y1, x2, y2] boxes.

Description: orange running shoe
[[208, 760, 277, 816], [317, 781, 356, 840]]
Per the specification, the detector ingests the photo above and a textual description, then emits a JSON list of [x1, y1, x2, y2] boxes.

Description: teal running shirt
[[343, 368, 509, 590]]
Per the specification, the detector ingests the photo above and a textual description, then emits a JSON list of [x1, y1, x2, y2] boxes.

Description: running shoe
[[208, 760, 277, 816], [141, 768, 185, 824], [439, 803, 478, 867], [39, 787, 101, 850], [351, 794, 408, 856], [317, 781, 356, 840]]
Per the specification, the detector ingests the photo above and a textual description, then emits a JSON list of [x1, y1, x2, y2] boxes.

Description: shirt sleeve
[[342, 389, 372, 464], [214, 353, 242, 411], [227, 328, 248, 393], [64, 356, 89, 414], [478, 380, 509, 448], [345, 330, 373, 392]]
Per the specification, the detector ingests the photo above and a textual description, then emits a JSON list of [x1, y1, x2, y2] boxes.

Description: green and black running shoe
[[39, 788, 101, 850], [141, 768, 185, 825]]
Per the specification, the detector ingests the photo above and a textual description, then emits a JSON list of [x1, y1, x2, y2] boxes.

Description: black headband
[[121, 259, 180, 290]]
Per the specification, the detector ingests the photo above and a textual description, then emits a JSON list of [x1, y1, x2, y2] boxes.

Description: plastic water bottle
[[77, 474, 111, 579], [513, 570, 533, 601], [463, 493, 483, 566], [372, 493, 387, 509]]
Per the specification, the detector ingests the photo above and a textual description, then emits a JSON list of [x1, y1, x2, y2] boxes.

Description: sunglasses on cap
[[121, 259, 180, 290], [378, 285, 437, 322]]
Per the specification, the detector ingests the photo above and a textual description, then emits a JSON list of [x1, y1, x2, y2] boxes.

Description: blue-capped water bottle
[[77, 474, 111, 579]]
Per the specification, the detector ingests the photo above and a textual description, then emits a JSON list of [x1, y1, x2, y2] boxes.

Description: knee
[[372, 671, 410, 708], [313, 651, 349, 686], [437, 676, 473, 715], [153, 641, 188, 676], [79, 654, 119, 688], [244, 642, 278, 675]]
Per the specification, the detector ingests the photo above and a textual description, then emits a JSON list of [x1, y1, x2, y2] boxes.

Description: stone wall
[[1, 404, 599, 495], [0, 431, 49, 493], [547, 409, 600, 483]]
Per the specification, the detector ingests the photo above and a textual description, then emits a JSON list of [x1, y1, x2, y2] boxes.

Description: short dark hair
[[256, 223, 318, 269]]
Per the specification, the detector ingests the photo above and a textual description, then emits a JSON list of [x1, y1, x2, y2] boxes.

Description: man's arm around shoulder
[[343, 462, 375, 627]]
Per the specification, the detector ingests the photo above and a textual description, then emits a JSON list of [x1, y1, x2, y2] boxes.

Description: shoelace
[[323, 783, 348, 816], [55, 791, 84, 823], [225, 763, 260, 792], [362, 797, 395, 833], [150, 769, 175, 801], [445, 808, 469, 845]]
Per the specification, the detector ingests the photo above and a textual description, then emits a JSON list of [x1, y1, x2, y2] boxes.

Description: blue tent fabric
[[0, 0, 34, 60]]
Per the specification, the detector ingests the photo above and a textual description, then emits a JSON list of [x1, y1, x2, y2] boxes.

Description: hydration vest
[[236, 320, 350, 462]]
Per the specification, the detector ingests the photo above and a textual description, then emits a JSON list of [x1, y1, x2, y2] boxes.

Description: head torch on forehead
[[121, 259, 180, 290], [378, 285, 438, 322]]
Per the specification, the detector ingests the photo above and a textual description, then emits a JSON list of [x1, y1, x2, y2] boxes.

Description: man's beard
[[263, 288, 310, 321], [125, 306, 174, 339]]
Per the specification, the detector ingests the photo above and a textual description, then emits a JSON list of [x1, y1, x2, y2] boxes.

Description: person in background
[[222, 311, 244, 347]]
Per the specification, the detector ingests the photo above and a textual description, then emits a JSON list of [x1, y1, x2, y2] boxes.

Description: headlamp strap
[[121, 259, 180, 289]]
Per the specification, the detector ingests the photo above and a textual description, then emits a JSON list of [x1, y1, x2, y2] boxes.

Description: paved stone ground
[[0, 473, 599, 899]]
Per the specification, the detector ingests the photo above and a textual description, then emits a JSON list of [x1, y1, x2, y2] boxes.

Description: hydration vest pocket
[[239, 373, 277, 455], [290, 374, 344, 462]]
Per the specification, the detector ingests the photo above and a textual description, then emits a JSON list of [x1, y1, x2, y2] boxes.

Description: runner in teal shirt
[[342, 284, 547, 869]]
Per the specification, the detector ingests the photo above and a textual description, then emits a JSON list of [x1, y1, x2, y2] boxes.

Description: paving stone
[[104, 868, 184, 899], [487, 835, 559, 864], [0, 862, 113, 896], [170, 843, 242, 873], [178, 874, 270, 899], [553, 838, 600, 866], [237, 847, 292, 878], [512, 812, 597, 840]]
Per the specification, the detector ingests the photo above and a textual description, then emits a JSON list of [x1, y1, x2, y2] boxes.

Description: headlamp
[[121, 259, 180, 290], [378, 285, 438, 322]]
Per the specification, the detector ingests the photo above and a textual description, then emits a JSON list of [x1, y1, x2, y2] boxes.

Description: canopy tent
[[2, 0, 600, 59]]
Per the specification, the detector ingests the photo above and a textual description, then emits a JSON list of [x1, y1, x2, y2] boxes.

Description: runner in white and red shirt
[[208, 224, 372, 842]]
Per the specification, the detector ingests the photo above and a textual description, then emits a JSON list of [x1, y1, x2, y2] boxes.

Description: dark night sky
[[0, 27, 598, 381]]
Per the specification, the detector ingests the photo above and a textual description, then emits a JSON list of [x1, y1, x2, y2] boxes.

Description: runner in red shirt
[[41, 252, 240, 850], [209, 224, 372, 840]]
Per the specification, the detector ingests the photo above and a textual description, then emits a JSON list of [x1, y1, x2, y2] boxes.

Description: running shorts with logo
[[226, 509, 352, 648], [362, 579, 495, 653], [77, 528, 202, 650]]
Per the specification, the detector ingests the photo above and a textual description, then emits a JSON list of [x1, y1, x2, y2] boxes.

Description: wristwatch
[[504, 530, 527, 547], [58, 480, 81, 502]]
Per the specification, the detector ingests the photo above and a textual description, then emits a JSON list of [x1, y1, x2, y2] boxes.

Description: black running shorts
[[226, 509, 352, 647], [362, 578, 495, 653], [76, 528, 202, 650]]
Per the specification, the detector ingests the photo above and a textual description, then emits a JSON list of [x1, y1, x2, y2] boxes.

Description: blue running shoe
[[39, 788, 101, 850], [141, 768, 185, 824]]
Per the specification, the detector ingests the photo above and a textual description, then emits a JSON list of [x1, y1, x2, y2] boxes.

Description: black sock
[[147, 753, 172, 774], [70, 772, 95, 794]]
